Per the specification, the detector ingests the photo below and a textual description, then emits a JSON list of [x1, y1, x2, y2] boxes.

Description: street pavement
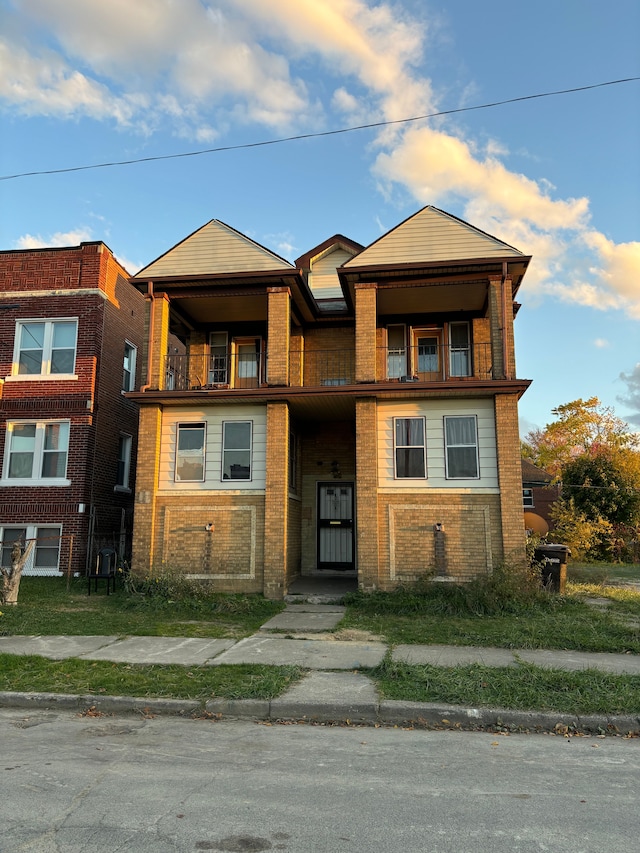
[[1, 602, 639, 733]]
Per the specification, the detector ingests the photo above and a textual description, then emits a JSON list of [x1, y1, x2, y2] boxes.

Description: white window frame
[[122, 341, 137, 392], [222, 420, 253, 482], [115, 433, 132, 492], [209, 332, 229, 385], [0, 524, 62, 576], [9, 319, 78, 380], [444, 415, 479, 479], [387, 325, 407, 379], [448, 321, 471, 377], [1, 420, 71, 486], [175, 422, 206, 483], [393, 416, 427, 479], [523, 488, 534, 508]]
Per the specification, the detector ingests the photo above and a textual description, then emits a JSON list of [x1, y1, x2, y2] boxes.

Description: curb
[[2, 691, 640, 735]]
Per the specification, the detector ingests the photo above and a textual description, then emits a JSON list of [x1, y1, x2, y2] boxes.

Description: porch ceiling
[[376, 279, 488, 315]]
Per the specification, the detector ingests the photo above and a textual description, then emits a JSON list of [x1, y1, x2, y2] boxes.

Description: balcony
[[161, 342, 494, 392], [381, 342, 493, 382]]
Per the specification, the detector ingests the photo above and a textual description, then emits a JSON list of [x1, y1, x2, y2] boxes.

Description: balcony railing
[[380, 342, 493, 382], [164, 351, 266, 391], [160, 342, 494, 391]]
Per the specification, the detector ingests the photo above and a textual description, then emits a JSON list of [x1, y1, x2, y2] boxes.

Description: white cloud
[[14, 228, 93, 248], [593, 338, 609, 349], [618, 363, 640, 428]]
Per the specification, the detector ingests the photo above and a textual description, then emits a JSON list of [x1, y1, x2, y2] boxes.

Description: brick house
[[0, 242, 145, 576], [522, 459, 560, 535], [128, 206, 531, 598]]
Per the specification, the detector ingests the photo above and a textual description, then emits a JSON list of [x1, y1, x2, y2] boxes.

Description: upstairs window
[[444, 415, 479, 479], [523, 488, 534, 508], [394, 417, 426, 478], [449, 322, 471, 377], [2, 421, 70, 483], [175, 423, 206, 482], [222, 421, 252, 481], [123, 342, 137, 391], [13, 320, 77, 377]]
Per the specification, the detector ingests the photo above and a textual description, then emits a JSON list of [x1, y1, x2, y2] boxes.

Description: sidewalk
[[1, 603, 639, 734]]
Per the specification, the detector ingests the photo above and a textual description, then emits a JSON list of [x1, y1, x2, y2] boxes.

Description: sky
[[1, 0, 639, 437]]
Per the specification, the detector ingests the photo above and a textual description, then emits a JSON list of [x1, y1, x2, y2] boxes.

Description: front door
[[317, 483, 355, 571], [233, 338, 261, 388], [412, 328, 443, 380]]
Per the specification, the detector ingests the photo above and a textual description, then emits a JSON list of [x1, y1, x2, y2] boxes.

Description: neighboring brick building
[[129, 207, 532, 598], [522, 459, 560, 534], [0, 242, 145, 576]]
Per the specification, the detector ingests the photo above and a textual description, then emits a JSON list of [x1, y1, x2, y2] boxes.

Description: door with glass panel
[[317, 483, 355, 570], [233, 338, 261, 388], [387, 325, 407, 379], [412, 329, 442, 380]]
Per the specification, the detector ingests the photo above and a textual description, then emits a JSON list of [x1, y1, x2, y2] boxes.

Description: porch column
[[488, 274, 515, 380], [494, 393, 526, 566], [355, 397, 380, 590], [267, 286, 291, 386], [147, 293, 170, 390], [264, 401, 289, 599], [131, 403, 163, 577], [355, 283, 377, 383], [188, 332, 207, 388]]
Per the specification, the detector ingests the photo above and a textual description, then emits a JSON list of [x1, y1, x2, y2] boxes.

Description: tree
[[524, 397, 639, 478], [1, 539, 35, 606], [561, 448, 640, 527]]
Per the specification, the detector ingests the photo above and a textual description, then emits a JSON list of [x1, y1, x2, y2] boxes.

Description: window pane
[[44, 422, 69, 450], [177, 424, 205, 451], [1, 528, 27, 567], [396, 447, 425, 478], [34, 527, 61, 568], [395, 418, 423, 446], [19, 350, 43, 374], [223, 422, 251, 450], [445, 416, 476, 445], [447, 446, 478, 478], [20, 323, 44, 348], [52, 322, 76, 348], [8, 425, 36, 478], [51, 349, 75, 373], [223, 450, 251, 480], [176, 424, 205, 481], [450, 323, 469, 347]]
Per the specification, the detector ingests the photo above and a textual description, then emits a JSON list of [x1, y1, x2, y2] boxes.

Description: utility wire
[[2, 76, 639, 182]]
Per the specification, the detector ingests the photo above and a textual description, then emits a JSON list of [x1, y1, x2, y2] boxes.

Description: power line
[[2, 76, 639, 182]]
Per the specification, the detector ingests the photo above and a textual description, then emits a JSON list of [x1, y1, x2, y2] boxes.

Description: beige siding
[[158, 405, 267, 491], [345, 206, 524, 267], [136, 220, 295, 278], [309, 246, 353, 300], [377, 398, 498, 490]]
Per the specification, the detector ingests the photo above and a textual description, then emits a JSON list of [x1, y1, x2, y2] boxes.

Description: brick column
[[488, 275, 515, 380], [188, 332, 207, 388], [264, 401, 289, 599], [355, 397, 380, 590], [355, 283, 377, 383], [494, 394, 526, 565], [148, 293, 170, 390], [131, 403, 163, 577], [267, 287, 290, 386]]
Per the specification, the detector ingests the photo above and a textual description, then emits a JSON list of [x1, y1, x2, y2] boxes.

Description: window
[[13, 319, 77, 377], [123, 342, 137, 391], [387, 325, 407, 379], [394, 417, 426, 478], [2, 421, 69, 483], [116, 434, 132, 490], [175, 423, 206, 482], [1, 525, 62, 576], [209, 332, 229, 384], [444, 416, 479, 479], [222, 421, 252, 481], [523, 488, 534, 508], [449, 323, 471, 377]]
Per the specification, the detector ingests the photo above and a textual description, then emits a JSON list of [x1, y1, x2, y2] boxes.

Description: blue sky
[[1, 0, 639, 435]]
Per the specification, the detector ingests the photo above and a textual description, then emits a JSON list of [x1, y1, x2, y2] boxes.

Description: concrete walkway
[[1, 603, 639, 733]]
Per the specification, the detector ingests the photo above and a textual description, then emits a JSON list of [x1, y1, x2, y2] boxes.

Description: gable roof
[[343, 206, 526, 268], [521, 459, 553, 485], [133, 220, 295, 280]]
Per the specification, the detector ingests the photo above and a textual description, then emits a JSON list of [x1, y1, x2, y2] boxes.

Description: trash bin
[[534, 544, 571, 593]]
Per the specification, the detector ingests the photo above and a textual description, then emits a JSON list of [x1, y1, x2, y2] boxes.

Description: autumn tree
[[561, 449, 640, 527], [523, 397, 639, 479]]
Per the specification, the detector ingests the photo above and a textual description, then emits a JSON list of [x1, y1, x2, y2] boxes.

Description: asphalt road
[[1, 710, 639, 853]]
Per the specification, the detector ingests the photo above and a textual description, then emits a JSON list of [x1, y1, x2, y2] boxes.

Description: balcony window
[[449, 322, 471, 377], [387, 325, 407, 379], [209, 332, 229, 385]]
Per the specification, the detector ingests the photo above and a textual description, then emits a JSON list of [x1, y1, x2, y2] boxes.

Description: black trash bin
[[534, 544, 571, 593]]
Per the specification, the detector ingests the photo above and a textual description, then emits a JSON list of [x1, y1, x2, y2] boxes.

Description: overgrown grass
[[0, 653, 301, 701], [372, 657, 640, 716], [342, 566, 640, 652], [569, 562, 640, 585], [0, 577, 283, 639]]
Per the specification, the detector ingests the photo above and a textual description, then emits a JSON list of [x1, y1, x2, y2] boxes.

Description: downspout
[[140, 281, 154, 392], [501, 261, 511, 380]]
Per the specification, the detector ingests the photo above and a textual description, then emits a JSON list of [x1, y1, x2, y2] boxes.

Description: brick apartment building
[[128, 206, 532, 598], [0, 242, 145, 576]]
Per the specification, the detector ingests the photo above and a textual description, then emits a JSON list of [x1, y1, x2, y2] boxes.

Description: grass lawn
[[0, 576, 284, 639]]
